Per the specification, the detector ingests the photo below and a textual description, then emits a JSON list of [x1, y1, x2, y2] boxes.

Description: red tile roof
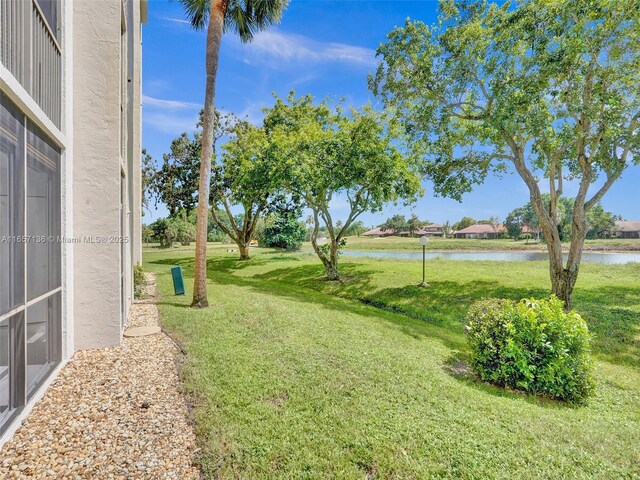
[[615, 221, 640, 232], [455, 223, 506, 234], [362, 228, 391, 236]]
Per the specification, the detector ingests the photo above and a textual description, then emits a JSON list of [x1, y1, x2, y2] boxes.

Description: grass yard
[[145, 245, 640, 479]]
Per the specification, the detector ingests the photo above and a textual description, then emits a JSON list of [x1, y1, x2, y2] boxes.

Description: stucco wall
[[129, 5, 143, 268], [72, 0, 139, 350]]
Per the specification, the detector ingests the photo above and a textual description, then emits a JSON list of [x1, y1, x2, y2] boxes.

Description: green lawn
[[340, 235, 640, 252], [145, 245, 640, 479]]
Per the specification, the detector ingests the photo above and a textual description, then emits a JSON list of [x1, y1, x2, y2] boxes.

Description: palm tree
[[177, 0, 288, 308]]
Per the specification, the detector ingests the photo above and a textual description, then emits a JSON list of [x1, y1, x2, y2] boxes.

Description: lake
[[340, 250, 640, 265]]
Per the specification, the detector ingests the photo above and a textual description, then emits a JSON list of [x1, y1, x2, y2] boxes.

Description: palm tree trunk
[[192, 0, 225, 308]]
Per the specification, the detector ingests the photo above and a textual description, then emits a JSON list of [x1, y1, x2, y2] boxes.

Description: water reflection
[[340, 250, 640, 265]]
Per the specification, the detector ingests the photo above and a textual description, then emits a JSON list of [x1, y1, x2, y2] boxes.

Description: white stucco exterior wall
[[72, 0, 143, 350], [129, 3, 143, 268]]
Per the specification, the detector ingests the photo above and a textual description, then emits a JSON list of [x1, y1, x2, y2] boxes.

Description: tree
[[207, 210, 230, 242], [407, 213, 428, 236], [586, 204, 619, 239], [210, 122, 291, 260], [142, 225, 154, 244], [141, 149, 155, 215], [453, 217, 476, 232], [150, 218, 178, 248], [379, 214, 409, 235], [151, 133, 201, 216], [441, 220, 453, 238], [150, 111, 236, 216], [175, 217, 197, 245], [372, 0, 639, 308], [177, 0, 288, 307], [505, 207, 525, 240], [508, 195, 618, 242], [520, 202, 542, 242], [261, 210, 306, 250], [148, 215, 196, 247], [265, 94, 422, 280], [343, 221, 368, 237]]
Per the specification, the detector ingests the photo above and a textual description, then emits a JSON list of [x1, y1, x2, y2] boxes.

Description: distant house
[[615, 221, 640, 239], [454, 224, 506, 239], [414, 224, 444, 237], [363, 224, 444, 237], [520, 225, 541, 240]]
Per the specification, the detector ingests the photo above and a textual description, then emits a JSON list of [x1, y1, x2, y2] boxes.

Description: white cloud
[[142, 94, 201, 110], [142, 95, 201, 135], [160, 17, 191, 25], [143, 112, 200, 135], [234, 30, 377, 69]]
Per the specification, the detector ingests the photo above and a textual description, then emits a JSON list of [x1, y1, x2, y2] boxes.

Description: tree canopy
[[372, 0, 639, 307], [506, 195, 619, 241], [260, 209, 307, 250], [453, 217, 477, 231], [211, 121, 292, 259], [265, 93, 423, 279], [379, 214, 410, 235]]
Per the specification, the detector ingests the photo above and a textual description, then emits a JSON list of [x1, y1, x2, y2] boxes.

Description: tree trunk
[[324, 241, 340, 280], [308, 208, 340, 281], [551, 204, 588, 310], [325, 262, 339, 280], [238, 243, 250, 260], [192, 1, 225, 308]]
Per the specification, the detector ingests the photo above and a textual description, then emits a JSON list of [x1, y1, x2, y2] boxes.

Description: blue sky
[[142, 0, 640, 226]]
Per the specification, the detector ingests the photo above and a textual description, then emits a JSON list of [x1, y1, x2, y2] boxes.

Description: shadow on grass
[[150, 255, 467, 352], [148, 255, 640, 368]]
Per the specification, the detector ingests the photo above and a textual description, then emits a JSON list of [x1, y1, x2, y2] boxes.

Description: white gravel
[[0, 273, 200, 479]]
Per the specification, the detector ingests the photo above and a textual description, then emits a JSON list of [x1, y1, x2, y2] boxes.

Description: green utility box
[[171, 266, 185, 295]]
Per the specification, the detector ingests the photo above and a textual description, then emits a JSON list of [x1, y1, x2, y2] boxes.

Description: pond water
[[340, 250, 640, 265]]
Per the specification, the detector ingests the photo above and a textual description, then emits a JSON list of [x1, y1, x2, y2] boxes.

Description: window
[[0, 93, 61, 435]]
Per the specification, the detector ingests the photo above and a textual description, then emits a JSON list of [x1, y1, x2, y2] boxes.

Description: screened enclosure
[[0, 93, 61, 435]]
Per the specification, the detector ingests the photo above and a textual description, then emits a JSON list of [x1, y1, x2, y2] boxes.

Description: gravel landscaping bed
[[0, 273, 200, 479]]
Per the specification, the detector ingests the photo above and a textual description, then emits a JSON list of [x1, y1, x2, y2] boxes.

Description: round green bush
[[465, 296, 594, 403]]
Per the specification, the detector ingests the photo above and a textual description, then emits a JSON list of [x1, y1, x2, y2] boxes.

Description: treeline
[[375, 198, 621, 241], [142, 92, 422, 280], [377, 213, 438, 236], [144, 209, 308, 251], [505, 195, 621, 241]]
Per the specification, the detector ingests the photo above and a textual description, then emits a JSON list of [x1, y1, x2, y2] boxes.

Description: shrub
[[133, 263, 145, 299], [150, 218, 178, 248], [261, 213, 306, 250], [465, 296, 594, 403], [175, 219, 196, 246]]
